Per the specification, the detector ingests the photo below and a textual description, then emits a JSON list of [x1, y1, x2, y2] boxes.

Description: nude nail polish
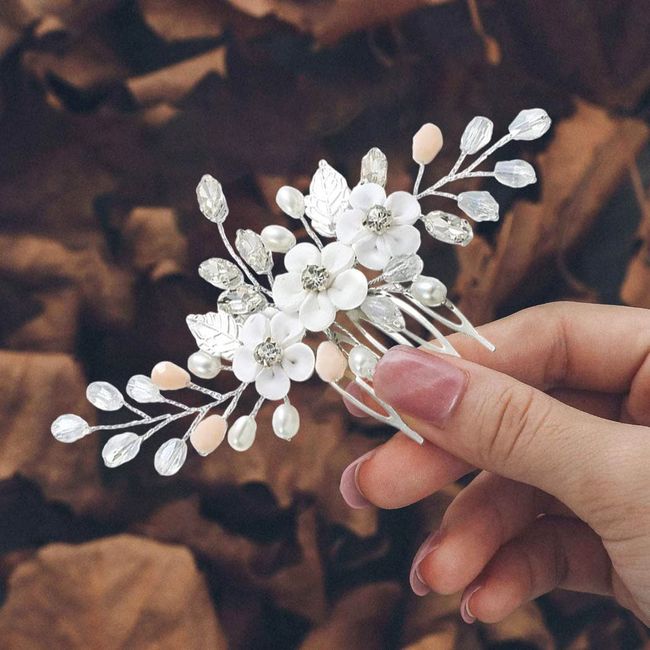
[[339, 449, 376, 509], [410, 529, 444, 596]]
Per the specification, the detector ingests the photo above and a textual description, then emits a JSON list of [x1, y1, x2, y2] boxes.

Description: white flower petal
[[335, 208, 365, 245], [353, 233, 391, 270], [284, 242, 321, 273], [321, 241, 356, 277], [240, 313, 270, 348], [270, 311, 304, 347], [299, 292, 337, 332], [328, 269, 368, 310], [383, 224, 421, 257], [385, 191, 421, 225], [349, 182, 386, 211], [232, 348, 260, 383], [273, 272, 306, 312], [282, 342, 315, 381], [255, 366, 290, 400]]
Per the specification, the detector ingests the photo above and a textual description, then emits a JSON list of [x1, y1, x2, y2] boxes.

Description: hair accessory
[[51, 108, 551, 474]]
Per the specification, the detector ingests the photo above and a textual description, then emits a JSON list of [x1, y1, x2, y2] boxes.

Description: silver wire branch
[[413, 163, 425, 194], [124, 402, 148, 419], [463, 133, 512, 174], [448, 152, 467, 177], [142, 409, 193, 441], [299, 215, 324, 250], [415, 189, 458, 200], [250, 396, 265, 418], [188, 382, 223, 401], [223, 382, 248, 419]]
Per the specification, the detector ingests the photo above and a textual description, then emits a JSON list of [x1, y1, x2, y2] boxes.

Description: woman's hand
[[338, 302, 650, 625]]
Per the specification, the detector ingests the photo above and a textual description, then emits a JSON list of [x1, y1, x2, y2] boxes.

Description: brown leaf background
[[0, 0, 649, 648]]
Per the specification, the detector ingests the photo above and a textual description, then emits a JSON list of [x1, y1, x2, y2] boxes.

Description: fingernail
[[460, 584, 481, 624], [410, 529, 444, 596], [374, 346, 468, 426], [339, 449, 376, 509], [342, 381, 369, 418]]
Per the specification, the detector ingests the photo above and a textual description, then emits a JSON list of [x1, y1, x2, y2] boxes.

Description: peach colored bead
[[150, 361, 190, 390], [190, 415, 227, 456], [315, 341, 347, 383], [412, 123, 443, 164]]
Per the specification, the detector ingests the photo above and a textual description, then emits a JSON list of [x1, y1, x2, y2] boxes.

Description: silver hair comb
[[50, 109, 551, 474]]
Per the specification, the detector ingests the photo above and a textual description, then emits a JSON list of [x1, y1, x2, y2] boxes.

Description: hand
[[339, 302, 650, 625]]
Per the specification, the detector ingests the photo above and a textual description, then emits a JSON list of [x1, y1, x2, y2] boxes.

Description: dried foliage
[[0, 0, 649, 648]]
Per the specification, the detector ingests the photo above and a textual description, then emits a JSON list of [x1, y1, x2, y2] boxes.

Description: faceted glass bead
[[457, 191, 499, 222], [364, 205, 393, 234], [421, 211, 473, 246], [508, 108, 551, 141], [301, 265, 329, 291], [494, 160, 536, 188], [253, 338, 283, 367], [460, 116, 493, 155], [154, 438, 188, 476], [102, 432, 141, 468], [235, 229, 272, 274], [51, 413, 90, 443], [86, 381, 124, 411], [126, 375, 163, 403], [217, 285, 267, 317], [361, 295, 405, 333], [360, 147, 388, 187], [198, 258, 243, 290], [382, 255, 424, 283], [196, 174, 228, 223]]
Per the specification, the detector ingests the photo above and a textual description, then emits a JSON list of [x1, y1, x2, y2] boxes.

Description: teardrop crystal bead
[[508, 108, 551, 141], [198, 258, 243, 290], [457, 191, 499, 222], [154, 438, 188, 476], [360, 295, 405, 332], [51, 414, 90, 443], [360, 147, 388, 187], [196, 174, 228, 223], [126, 375, 163, 403], [382, 255, 423, 284], [102, 432, 142, 468], [421, 211, 473, 246], [494, 160, 536, 187], [86, 381, 124, 411], [460, 116, 493, 154], [235, 229, 272, 273]]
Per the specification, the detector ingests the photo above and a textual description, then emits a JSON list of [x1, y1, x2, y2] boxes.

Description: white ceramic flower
[[272, 241, 368, 332], [232, 311, 314, 400], [335, 183, 421, 270]]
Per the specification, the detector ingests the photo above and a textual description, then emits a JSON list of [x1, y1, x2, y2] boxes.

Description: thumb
[[373, 346, 645, 521]]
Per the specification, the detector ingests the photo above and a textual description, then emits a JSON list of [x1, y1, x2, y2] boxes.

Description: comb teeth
[[48, 109, 551, 475]]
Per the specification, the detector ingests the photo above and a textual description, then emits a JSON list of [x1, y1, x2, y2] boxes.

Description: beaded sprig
[[51, 109, 551, 475]]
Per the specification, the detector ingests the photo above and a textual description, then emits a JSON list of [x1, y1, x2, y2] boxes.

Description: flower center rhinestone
[[364, 204, 393, 234], [301, 264, 330, 291], [253, 338, 283, 367]]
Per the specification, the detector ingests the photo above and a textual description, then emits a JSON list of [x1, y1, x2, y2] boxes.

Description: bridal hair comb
[[51, 109, 551, 475]]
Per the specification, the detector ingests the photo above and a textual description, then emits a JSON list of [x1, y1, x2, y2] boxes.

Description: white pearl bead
[[187, 350, 221, 379], [261, 225, 296, 253], [272, 403, 300, 440], [348, 345, 377, 379], [276, 186, 305, 219], [411, 275, 448, 307], [227, 416, 257, 452]]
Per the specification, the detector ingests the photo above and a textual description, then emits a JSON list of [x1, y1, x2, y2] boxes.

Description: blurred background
[[0, 0, 649, 648]]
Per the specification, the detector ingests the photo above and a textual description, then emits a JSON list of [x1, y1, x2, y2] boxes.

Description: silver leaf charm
[[196, 174, 228, 223], [186, 311, 241, 360], [360, 148, 388, 187], [235, 229, 273, 274], [360, 295, 406, 333], [304, 160, 351, 237]]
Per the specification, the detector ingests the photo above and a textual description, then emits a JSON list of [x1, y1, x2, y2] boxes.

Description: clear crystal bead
[[457, 191, 499, 222], [196, 174, 228, 223], [508, 108, 551, 141], [382, 255, 424, 283], [360, 147, 388, 187], [235, 229, 272, 274], [126, 375, 163, 403], [86, 381, 124, 411], [422, 211, 473, 246], [102, 432, 141, 468], [494, 160, 536, 188], [154, 438, 188, 476], [253, 338, 283, 367], [198, 257, 243, 289], [460, 116, 493, 154], [360, 295, 405, 332], [301, 265, 329, 291], [51, 413, 90, 443], [218, 285, 267, 318]]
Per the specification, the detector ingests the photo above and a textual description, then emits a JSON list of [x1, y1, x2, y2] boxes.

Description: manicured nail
[[460, 584, 481, 624], [410, 529, 444, 596], [374, 346, 468, 426], [339, 449, 376, 509], [342, 381, 370, 418]]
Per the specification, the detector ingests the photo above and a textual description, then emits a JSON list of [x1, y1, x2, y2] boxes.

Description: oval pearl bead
[[275, 185, 305, 219], [190, 415, 227, 456], [315, 341, 347, 383], [411, 275, 448, 307], [348, 345, 377, 379], [272, 403, 300, 441], [151, 361, 190, 390], [187, 350, 221, 379], [261, 225, 296, 253], [227, 416, 257, 452], [412, 123, 443, 165]]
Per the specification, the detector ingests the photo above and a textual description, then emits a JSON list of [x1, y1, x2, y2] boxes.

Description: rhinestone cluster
[[253, 338, 283, 367], [364, 205, 393, 234], [301, 264, 330, 291]]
